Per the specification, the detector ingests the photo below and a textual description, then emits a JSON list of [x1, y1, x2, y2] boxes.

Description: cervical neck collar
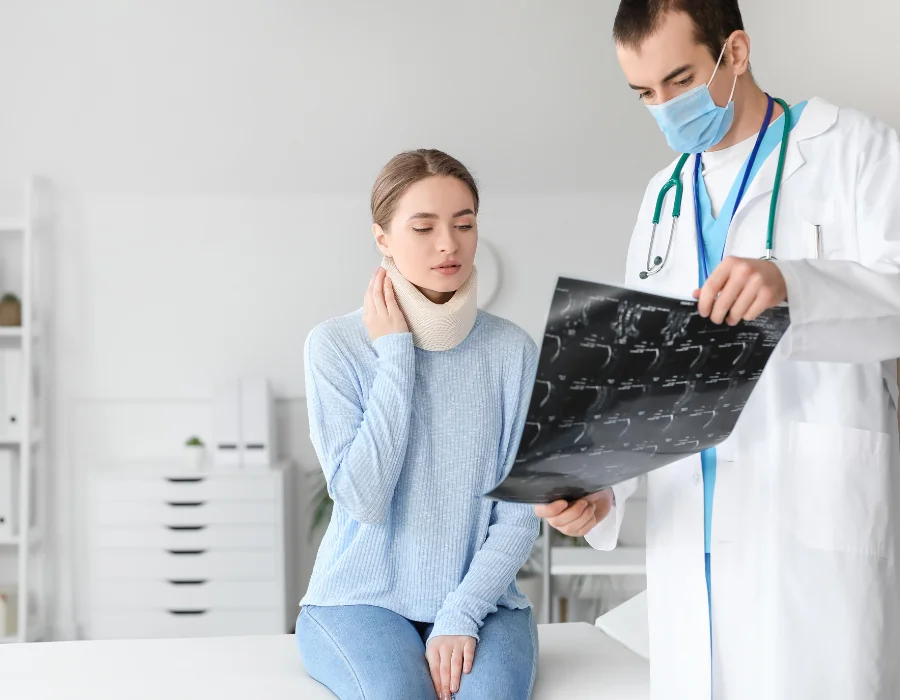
[[381, 256, 478, 351]]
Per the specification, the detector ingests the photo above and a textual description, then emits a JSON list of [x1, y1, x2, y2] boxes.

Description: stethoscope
[[640, 95, 792, 280]]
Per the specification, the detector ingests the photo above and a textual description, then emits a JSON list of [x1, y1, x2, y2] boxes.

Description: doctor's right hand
[[363, 267, 409, 342], [534, 489, 614, 537]]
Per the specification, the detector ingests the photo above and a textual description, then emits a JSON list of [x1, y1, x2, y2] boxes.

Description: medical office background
[[0, 0, 898, 642]]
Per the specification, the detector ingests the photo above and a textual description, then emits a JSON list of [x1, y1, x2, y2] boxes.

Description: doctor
[[537, 1, 900, 698]]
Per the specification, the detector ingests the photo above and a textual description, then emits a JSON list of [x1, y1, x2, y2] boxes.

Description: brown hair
[[613, 0, 745, 64], [370, 149, 480, 229]]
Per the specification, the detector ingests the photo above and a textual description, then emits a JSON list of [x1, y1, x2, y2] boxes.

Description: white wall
[[0, 0, 897, 638]]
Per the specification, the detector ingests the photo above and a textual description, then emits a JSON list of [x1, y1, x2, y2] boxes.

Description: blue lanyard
[[693, 95, 776, 285]]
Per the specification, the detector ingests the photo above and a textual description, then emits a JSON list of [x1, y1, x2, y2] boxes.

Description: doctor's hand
[[694, 257, 787, 325], [534, 489, 614, 537], [363, 267, 409, 342], [426, 635, 476, 700]]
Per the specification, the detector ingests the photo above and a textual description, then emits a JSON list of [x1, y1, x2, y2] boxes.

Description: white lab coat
[[587, 97, 900, 700]]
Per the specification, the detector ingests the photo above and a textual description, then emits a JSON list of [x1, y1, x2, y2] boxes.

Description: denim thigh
[[453, 607, 538, 700], [295, 604, 436, 700]]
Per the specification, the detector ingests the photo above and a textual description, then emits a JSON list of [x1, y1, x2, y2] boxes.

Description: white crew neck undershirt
[[700, 133, 758, 219]]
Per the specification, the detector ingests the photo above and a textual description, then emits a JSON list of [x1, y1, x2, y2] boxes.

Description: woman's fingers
[[363, 270, 376, 317], [383, 275, 399, 312], [425, 646, 442, 698], [439, 646, 452, 699], [450, 645, 464, 694], [463, 638, 476, 674], [371, 267, 388, 315]]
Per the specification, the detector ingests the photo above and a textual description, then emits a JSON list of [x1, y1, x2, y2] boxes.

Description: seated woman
[[296, 149, 540, 700]]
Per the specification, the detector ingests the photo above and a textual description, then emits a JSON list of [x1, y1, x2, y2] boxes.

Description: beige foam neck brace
[[381, 256, 478, 351]]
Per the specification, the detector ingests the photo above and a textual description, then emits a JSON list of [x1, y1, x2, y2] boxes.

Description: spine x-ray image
[[486, 278, 790, 504]]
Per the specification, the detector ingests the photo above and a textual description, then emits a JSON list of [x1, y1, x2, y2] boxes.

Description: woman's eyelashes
[[411, 223, 475, 234]]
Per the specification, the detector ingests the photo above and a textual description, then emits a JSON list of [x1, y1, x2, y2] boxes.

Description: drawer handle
[[168, 609, 208, 616], [167, 579, 208, 586], [165, 525, 207, 531], [166, 501, 206, 508], [166, 477, 205, 484], [166, 549, 207, 555]]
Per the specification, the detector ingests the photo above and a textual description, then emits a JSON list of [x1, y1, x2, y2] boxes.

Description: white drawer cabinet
[[92, 523, 277, 550], [88, 469, 289, 640], [93, 475, 279, 503], [92, 580, 281, 610], [95, 500, 278, 526], [91, 549, 279, 580]]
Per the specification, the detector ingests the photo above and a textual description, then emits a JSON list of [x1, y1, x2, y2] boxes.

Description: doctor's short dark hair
[[614, 0, 746, 64]]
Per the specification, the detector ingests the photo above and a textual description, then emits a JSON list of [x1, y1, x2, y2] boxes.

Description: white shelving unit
[[549, 545, 647, 576], [0, 177, 52, 644], [539, 520, 647, 624]]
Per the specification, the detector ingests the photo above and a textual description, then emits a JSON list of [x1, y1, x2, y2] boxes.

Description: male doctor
[[536, 1, 900, 698]]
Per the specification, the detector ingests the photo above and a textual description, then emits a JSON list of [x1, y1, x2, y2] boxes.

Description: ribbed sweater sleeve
[[304, 326, 416, 525]]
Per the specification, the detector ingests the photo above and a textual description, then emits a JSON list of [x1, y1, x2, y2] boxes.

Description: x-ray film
[[486, 278, 790, 504]]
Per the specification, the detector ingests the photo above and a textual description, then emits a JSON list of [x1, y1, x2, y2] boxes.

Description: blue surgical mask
[[646, 42, 738, 154]]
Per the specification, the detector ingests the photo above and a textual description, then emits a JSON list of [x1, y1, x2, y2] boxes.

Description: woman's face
[[373, 175, 478, 303]]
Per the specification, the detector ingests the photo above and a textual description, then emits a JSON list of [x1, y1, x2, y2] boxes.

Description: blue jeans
[[296, 604, 538, 700]]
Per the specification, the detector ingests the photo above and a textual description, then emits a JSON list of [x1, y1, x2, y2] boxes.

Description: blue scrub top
[[697, 100, 808, 554]]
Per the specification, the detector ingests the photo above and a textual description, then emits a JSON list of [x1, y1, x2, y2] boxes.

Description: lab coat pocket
[[792, 196, 834, 228], [784, 421, 892, 558], [790, 196, 844, 260]]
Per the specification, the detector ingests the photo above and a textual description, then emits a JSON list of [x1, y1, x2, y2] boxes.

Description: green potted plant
[[0, 293, 21, 327], [184, 436, 206, 471]]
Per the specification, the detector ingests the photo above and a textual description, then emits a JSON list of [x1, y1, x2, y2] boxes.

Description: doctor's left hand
[[694, 257, 787, 325], [426, 635, 476, 699]]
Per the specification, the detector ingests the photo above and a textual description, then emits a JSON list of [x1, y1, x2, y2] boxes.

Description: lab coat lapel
[[730, 97, 840, 223]]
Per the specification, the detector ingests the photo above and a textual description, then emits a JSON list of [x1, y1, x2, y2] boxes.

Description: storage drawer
[[93, 475, 279, 503], [93, 500, 278, 526], [91, 580, 280, 610], [90, 609, 284, 640], [93, 524, 275, 549], [91, 549, 278, 580]]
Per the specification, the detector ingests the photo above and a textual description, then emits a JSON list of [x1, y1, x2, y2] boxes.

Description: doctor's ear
[[372, 223, 391, 256], [726, 31, 752, 76]]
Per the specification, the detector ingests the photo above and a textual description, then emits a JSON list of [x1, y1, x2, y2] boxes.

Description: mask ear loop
[[708, 40, 738, 104], [726, 74, 738, 103]]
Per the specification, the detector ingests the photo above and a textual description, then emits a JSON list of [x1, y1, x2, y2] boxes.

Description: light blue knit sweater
[[300, 309, 540, 640]]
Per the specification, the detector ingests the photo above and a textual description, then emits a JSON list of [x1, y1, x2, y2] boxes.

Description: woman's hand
[[363, 267, 409, 342], [425, 635, 476, 699]]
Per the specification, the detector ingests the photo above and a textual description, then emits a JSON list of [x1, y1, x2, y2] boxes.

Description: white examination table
[[0, 622, 649, 699]]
